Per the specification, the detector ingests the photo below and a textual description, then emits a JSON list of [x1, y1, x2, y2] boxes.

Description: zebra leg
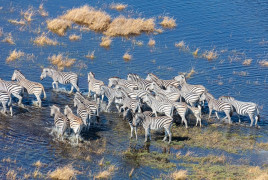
[[72, 83, 80, 93], [106, 101, 112, 112], [144, 128, 148, 142], [36, 95, 42, 108], [2, 102, 7, 115], [9, 106, 13, 116], [182, 116, 188, 128], [208, 108, 212, 119], [255, 114, 259, 126], [134, 127, 138, 141], [13, 94, 23, 107], [129, 124, 134, 139], [215, 112, 220, 119], [249, 114, 254, 127], [238, 114, 241, 123], [69, 86, 74, 94], [52, 82, 56, 89], [162, 129, 167, 141], [225, 111, 232, 124], [167, 128, 172, 144]]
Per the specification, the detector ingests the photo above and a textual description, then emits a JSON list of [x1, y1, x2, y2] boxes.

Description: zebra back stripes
[[0, 79, 23, 106], [74, 92, 99, 117], [127, 74, 154, 91], [108, 77, 138, 90], [0, 90, 13, 116], [88, 72, 104, 101], [146, 73, 179, 89]]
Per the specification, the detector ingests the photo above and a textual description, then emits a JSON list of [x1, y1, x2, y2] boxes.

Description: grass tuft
[[100, 36, 112, 47], [175, 41, 185, 48], [129, 168, 134, 177], [110, 3, 127, 11], [148, 38, 155, 46], [193, 48, 199, 57], [22, 8, 34, 22], [48, 53, 76, 70], [6, 170, 17, 180], [2, 33, 15, 45], [170, 170, 187, 180], [123, 52, 132, 61], [243, 59, 252, 66], [95, 165, 117, 179], [33, 33, 58, 46], [99, 157, 104, 166], [160, 16, 176, 28], [86, 50, 95, 60], [259, 60, 268, 67], [8, 19, 26, 25], [6, 49, 24, 62], [48, 164, 76, 180], [23, 173, 31, 179], [186, 68, 195, 79], [33, 169, 42, 178], [47, 18, 72, 36], [39, 4, 48, 17], [69, 34, 81, 41], [203, 50, 218, 60], [33, 160, 43, 168]]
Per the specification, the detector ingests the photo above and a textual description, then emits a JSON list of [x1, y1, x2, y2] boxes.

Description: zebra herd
[[0, 68, 261, 144]]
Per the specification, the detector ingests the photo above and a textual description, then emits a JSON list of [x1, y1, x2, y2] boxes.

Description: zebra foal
[[12, 70, 46, 108], [40, 68, 79, 93]]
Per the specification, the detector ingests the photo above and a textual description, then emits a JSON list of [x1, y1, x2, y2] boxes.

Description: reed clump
[[8, 19, 26, 25], [110, 3, 127, 11], [95, 165, 117, 179], [160, 16, 176, 28], [48, 165, 76, 180], [33, 33, 58, 46], [193, 48, 199, 57], [123, 52, 132, 61], [175, 41, 185, 48], [47, 18, 72, 36], [186, 68, 195, 78], [148, 38, 155, 46], [39, 4, 48, 17], [100, 36, 112, 47], [22, 8, 34, 22], [6, 49, 24, 62], [2, 33, 15, 45], [129, 168, 134, 177], [6, 170, 17, 180], [48, 53, 76, 70], [170, 170, 187, 180], [104, 16, 155, 37], [86, 50, 95, 59], [243, 59, 252, 66], [203, 50, 218, 60], [33, 169, 42, 178], [33, 160, 44, 167], [69, 34, 81, 41], [61, 5, 111, 32], [259, 60, 268, 67]]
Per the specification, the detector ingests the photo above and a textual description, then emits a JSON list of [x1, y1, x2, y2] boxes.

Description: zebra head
[[64, 105, 72, 116], [50, 105, 60, 116], [73, 97, 81, 107], [100, 85, 107, 96], [40, 68, 52, 80], [123, 109, 133, 121], [127, 73, 140, 82], [174, 74, 186, 84], [108, 77, 119, 87], [12, 70, 24, 81], [132, 113, 145, 127], [88, 72, 95, 82]]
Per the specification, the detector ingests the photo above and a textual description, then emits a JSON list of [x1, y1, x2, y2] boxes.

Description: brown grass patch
[[175, 41, 185, 48], [186, 68, 195, 78], [203, 50, 218, 60], [155, 28, 163, 34], [86, 50, 95, 60], [110, 3, 127, 11], [259, 60, 268, 67], [39, 4, 48, 17], [257, 142, 268, 150], [132, 40, 144, 46], [193, 48, 199, 57], [2, 157, 16, 163], [23, 173, 31, 179], [100, 36, 112, 47], [48, 164, 77, 180], [33, 169, 42, 178], [22, 8, 34, 22], [95, 165, 117, 179], [2, 33, 15, 45], [243, 59, 252, 66], [33, 33, 58, 46], [160, 16, 176, 28], [69, 34, 81, 41], [47, 18, 72, 36], [98, 157, 104, 166], [104, 16, 155, 37], [6, 49, 24, 62], [170, 170, 187, 180], [148, 38, 155, 46], [8, 19, 26, 25], [6, 170, 17, 180], [61, 5, 111, 32], [48, 53, 76, 70], [123, 52, 132, 61], [129, 168, 134, 177]]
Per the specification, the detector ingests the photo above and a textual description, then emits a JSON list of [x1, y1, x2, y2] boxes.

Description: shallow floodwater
[[0, 0, 267, 179]]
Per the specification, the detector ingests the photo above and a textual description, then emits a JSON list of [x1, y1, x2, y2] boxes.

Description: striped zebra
[[219, 96, 260, 126], [40, 68, 79, 93], [132, 113, 173, 143], [74, 92, 99, 118], [0, 78, 24, 107], [50, 105, 69, 140], [146, 73, 179, 89], [64, 105, 84, 144], [108, 77, 138, 90], [142, 94, 175, 118], [202, 92, 232, 124], [114, 92, 141, 113], [123, 109, 155, 140], [0, 91, 13, 116], [115, 85, 151, 101], [100, 85, 123, 112], [88, 72, 104, 102], [127, 73, 154, 91], [12, 70, 46, 108], [74, 97, 92, 130], [149, 82, 181, 102], [174, 74, 206, 96]]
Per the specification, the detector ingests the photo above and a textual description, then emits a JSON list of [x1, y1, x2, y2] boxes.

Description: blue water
[[0, 0, 267, 179]]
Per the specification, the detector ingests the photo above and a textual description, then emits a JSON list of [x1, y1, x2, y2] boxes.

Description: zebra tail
[[42, 85, 47, 99]]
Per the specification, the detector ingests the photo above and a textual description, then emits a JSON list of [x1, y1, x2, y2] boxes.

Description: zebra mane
[[109, 76, 120, 79]]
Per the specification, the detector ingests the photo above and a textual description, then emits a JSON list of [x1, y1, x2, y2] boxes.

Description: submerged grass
[[22, 8, 34, 22], [8, 19, 26, 25], [100, 36, 112, 47], [86, 50, 95, 59], [193, 48, 199, 57], [148, 38, 155, 46], [48, 164, 76, 180], [175, 41, 185, 48], [243, 59, 252, 66], [6, 170, 17, 180], [69, 34, 81, 41], [6, 49, 24, 62], [33, 33, 58, 46], [110, 3, 127, 11], [259, 60, 268, 67], [202, 50, 218, 60], [95, 165, 117, 179], [2, 33, 15, 45], [160, 16, 176, 28], [123, 52, 132, 61], [47, 18, 72, 36], [39, 4, 48, 17]]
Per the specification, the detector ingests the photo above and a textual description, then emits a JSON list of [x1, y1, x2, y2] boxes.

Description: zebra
[[88, 72, 104, 102], [218, 96, 260, 126], [74, 97, 92, 130], [64, 105, 84, 144], [100, 85, 124, 112], [132, 113, 173, 143], [127, 73, 154, 91], [108, 77, 138, 90], [201, 92, 232, 124], [0, 78, 24, 107], [146, 73, 179, 89], [12, 70, 46, 108], [142, 94, 175, 118], [50, 105, 69, 140], [149, 82, 181, 102], [123, 109, 155, 140], [0, 91, 13, 116], [40, 68, 79, 93], [114, 92, 141, 113]]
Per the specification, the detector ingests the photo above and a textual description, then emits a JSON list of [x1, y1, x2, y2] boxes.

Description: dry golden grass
[[193, 48, 199, 57], [6, 170, 17, 180], [33, 160, 43, 167], [129, 168, 134, 177], [100, 36, 112, 47], [175, 41, 185, 48], [148, 38, 155, 46], [2, 157, 12, 163], [2, 33, 15, 45], [39, 4, 48, 17], [95, 165, 117, 179], [104, 16, 155, 37], [123, 52, 132, 61], [257, 142, 268, 150], [8, 19, 26, 25], [255, 173, 268, 180], [48, 53, 76, 70], [98, 157, 104, 166], [48, 165, 76, 180], [33, 33, 58, 46], [86, 50, 95, 59], [33, 169, 42, 178], [186, 68, 195, 78], [160, 16, 176, 28], [155, 28, 163, 34], [6, 49, 24, 62], [259, 60, 268, 67], [22, 8, 34, 22], [47, 18, 72, 36], [23, 173, 31, 179], [85, 155, 91, 161], [243, 59, 252, 65], [61, 5, 111, 32], [203, 50, 218, 60], [69, 34, 81, 41], [110, 3, 128, 11], [170, 170, 187, 180]]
